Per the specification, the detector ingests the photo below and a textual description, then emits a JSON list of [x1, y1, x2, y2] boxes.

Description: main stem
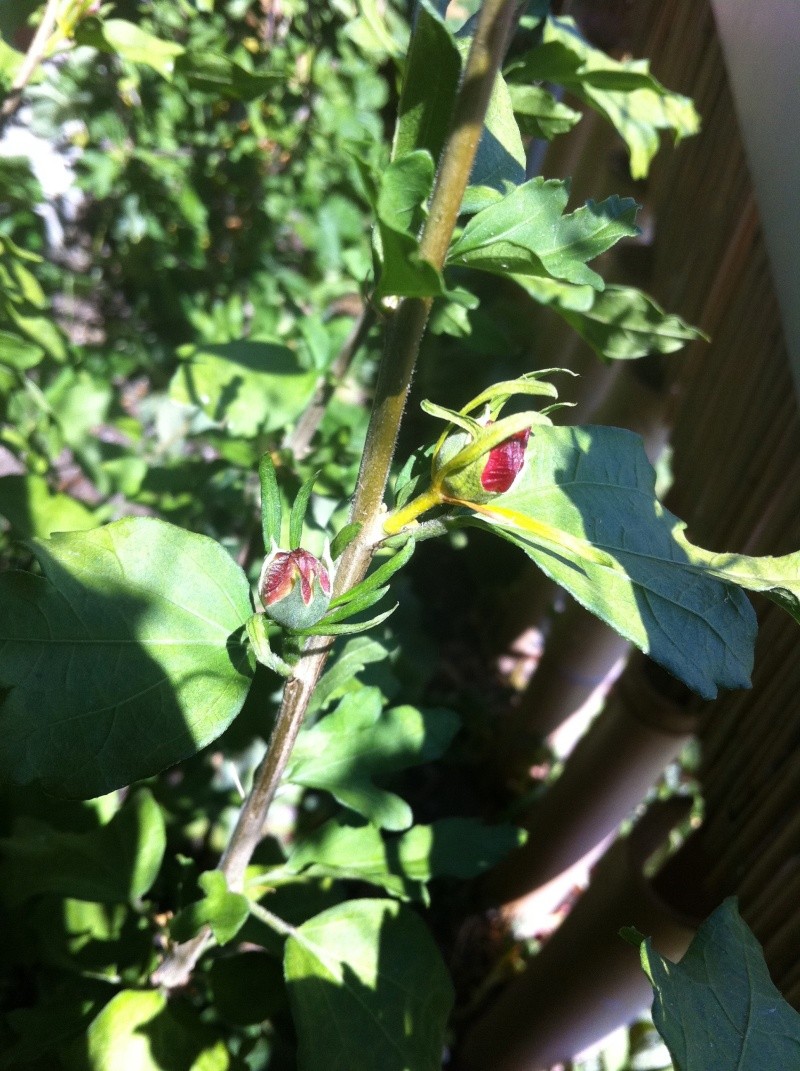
[[153, 0, 519, 988]]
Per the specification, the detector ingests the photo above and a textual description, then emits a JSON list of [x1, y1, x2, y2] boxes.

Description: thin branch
[[0, 0, 64, 129], [152, 0, 521, 990], [285, 303, 376, 460]]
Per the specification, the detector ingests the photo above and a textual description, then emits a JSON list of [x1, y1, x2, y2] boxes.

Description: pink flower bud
[[259, 547, 332, 630], [479, 427, 531, 493], [434, 420, 531, 504]]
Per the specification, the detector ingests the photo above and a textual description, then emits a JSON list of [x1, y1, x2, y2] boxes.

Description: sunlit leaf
[[284, 899, 453, 1071], [374, 151, 445, 299], [467, 425, 756, 698], [448, 178, 638, 289], [0, 474, 97, 538]]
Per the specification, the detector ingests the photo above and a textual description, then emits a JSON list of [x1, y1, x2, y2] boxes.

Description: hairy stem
[[152, 0, 519, 989]]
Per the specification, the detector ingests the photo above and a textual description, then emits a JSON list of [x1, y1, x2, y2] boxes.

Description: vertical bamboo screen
[[618, 0, 800, 1001]]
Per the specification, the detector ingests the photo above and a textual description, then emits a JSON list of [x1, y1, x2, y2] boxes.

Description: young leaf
[[0, 789, 165, 906], [393, 0, 461, 164], [448, 178, 639, 289], [508, 16, 700, 178], [465, 425, 756, 699], [170, 871, 250, 946], [170, 340, 317, 437], [286, 816, 526, 902], [284, 899, 453, 1071], [508, 84, 582, 140], [517, 277, 706, 359], [638, 898, 800, 1070], [306, 636, 391, 716], [284, 687, 459, 830], [258, 452, 283, 550], [0, 518, 254, 797], [75, 17, 185, 79], [374, 152, 445, 299]]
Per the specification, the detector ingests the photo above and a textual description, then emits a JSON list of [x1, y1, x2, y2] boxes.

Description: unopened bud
[[433, 422, 530, 504], [258, 546, 332, 630]]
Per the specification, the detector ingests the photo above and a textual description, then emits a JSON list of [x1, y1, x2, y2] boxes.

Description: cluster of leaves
[[1, 1, 800, 1070]]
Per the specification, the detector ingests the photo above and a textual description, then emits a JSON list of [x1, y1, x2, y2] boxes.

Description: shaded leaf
[[508, 84, 582, 140], [467, 425, 756, 698], [0, 473, 97, 538], [0, 329, 44, 369], [470, 68, 527, 191], [517, 277, 705, 359], [79, 990, 230, 1071], [174, 51, 277, 100], [284, 899, 453, 1071], [393, 0, 461, 163], [0, 789, 165, 905], [639, 899, 800, 1070], [448, 177, 638, 289], [0, 518, 254, 797], [374, 152, 445, 299], [170, 340, 317, 437], [284, 687, 459, 830], [286, 816, 525, 902], [170, 871, 250, 946]]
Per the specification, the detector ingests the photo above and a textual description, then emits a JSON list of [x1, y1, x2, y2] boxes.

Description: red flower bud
[[433, 420, 531, 504], [259, 547, 332, 630], [480, 427, 531, 493]]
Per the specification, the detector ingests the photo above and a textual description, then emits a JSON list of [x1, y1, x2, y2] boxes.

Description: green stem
[[151, 0, 520, 990]]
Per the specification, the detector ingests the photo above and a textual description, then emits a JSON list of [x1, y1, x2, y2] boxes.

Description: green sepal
[[330, 522, 362, 560], [258, 452, 283, 550], [318, 587, 390, 625], [295, 605, 398, 637], [289, 471, 318, 550], [329, 537, 416, 609], [245, 614, 293, 678]]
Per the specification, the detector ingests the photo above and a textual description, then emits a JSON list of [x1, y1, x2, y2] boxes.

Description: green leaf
[[284, 899, 453, 1071], [393, 0, 461, 163], [469, 67, 527, 191], [508, 16, 700, 178], [0, 518, 254, 797], [330, 522, 361, 560], [639, 898, 800, 1070], [79, 990, 230, 1071], [0, 789, 165, 905], [468, 425, 756, 699], [517, 278, 706, 359], [0, 474, 97, 538], [448, 178, 639, 289], [329, 537, 415, 609], [297, 603, 397, 636], [374, 152, 445, 299], [75, 17, 185, 79], [508, 84, 582, 140], [245, 614, 293, 677], [170, 340, 317, 438], [171, 871, 250, 946], [0, 329, 44, 369], [174, 51, 277, 100], [284, 687, 459, 830], [306, 636, 390, 716], [287, 816, 525, 901]]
